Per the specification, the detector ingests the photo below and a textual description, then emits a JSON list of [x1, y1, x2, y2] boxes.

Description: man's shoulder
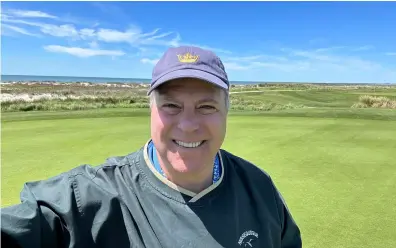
[[68, 149, 142, 178], [24, 148, 144, 193], [220, 149, 272, 181]]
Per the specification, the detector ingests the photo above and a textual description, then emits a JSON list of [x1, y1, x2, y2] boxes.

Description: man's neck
[[147, 140, 220, 194], [158, 157, 214, 194]]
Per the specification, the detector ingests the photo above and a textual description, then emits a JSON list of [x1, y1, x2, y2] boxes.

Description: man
[[1, 46, 302, 248]]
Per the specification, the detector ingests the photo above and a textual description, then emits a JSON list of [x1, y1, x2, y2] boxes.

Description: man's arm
[[272, 182, 303, 248], [1, 173, 82, 248]]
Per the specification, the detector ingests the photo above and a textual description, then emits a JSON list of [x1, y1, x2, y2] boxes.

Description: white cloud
[[1, 18, 79, 38], [181, 43, 232, 54], [40, 24, 80, 38], [142, 30, 171, 40], [352, 45, 375, 51], [285, 48, 384, 72], [251, 61, 312, 72], [1, 12, 179, 47], [140, 58, 160, 65], [223, 55, 263, 62], [5, 9, 57, 19], [223, 54, 288, 62], [286, 49, 335, 62], [1, 24, 41, 37], [8, 7, 391, 83], [1, 8, 232, 60], [1, 17, 42, 27], [80, 28, 96, 39], [88, 41, 99, 49], [141, 32, 181, 47], [220, 46, 393, 81], [223, 62, 251, 71], [43, 45, 125, 58], [314, 46, 346, 53], [96, 28, 139, 43]]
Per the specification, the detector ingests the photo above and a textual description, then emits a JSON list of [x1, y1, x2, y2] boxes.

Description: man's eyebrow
[[197, 98, 219, 104], [160, 95, 177, 101], [159, 95, 219, 104]]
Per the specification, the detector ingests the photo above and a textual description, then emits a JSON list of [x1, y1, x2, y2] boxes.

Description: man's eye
[[164, 104, 179, 108], [199, 105, 215, 109]]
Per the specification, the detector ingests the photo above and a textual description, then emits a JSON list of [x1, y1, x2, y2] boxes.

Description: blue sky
[[1, 1, 396, 83]]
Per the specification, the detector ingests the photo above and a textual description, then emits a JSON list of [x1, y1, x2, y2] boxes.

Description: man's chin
[[167, 158, 206, 174]]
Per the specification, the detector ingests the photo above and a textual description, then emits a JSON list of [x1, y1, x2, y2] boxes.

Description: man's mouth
[[173, 140, 206, 148]]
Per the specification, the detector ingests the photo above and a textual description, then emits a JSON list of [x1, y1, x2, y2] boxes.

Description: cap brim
[[148, 69, 228, 95]]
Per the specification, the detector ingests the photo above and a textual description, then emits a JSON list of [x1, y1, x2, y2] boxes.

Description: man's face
[[150, 78, 228, 176]]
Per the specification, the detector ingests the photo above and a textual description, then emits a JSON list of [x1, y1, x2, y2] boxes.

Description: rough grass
[[1, 96, 150, 111], [352, 95, 396, 109], [1, 108, 395, 248], [2, 82, 396, 112]]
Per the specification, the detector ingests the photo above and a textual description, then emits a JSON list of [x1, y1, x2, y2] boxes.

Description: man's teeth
[[175, 140, 203, 148]]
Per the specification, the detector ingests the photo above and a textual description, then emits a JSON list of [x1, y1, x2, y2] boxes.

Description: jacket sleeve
[[273, 183, 303, 248], [1, 173, 83, 248]]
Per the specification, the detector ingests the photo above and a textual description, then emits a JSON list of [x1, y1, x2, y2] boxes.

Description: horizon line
[[1, 74, 395, 85]]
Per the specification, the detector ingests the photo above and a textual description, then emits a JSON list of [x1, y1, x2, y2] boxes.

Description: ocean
[[2, 74, 390, 85], [1, 75, 152, 84], [0, 74, 270, 85]]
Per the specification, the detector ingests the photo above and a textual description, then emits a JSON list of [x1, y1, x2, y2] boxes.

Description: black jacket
[[1, 144, 302, 248]]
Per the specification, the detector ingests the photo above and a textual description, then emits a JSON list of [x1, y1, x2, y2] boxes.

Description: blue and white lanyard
[[148, 140, 221, 184]]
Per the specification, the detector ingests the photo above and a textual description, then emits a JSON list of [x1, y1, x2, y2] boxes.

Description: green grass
[[230, 89, 396, 108], [3, 82, 396, 112], [2, 83, 396, 247], [1, 107, 396, 248]]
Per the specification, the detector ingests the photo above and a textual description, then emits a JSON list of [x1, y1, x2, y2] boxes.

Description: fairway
[[1, 108, 395, 248]]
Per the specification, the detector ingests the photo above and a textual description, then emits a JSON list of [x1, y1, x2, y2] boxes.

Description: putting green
[[1, 109, 395, 248]]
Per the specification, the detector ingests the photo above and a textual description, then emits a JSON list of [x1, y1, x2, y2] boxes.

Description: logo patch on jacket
[[238, 230, 258, 247]]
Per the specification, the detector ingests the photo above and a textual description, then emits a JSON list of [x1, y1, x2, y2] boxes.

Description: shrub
[[352, 95, 396, 109]]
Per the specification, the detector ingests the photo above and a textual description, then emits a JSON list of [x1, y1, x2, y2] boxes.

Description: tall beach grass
[[2, 81, 396, 112]]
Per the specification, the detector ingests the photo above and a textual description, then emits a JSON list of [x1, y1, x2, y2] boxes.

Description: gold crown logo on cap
[[177, 53, 199, 63]]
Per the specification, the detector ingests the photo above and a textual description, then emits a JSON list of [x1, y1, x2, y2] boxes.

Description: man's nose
[[177, 111, 199, 133]]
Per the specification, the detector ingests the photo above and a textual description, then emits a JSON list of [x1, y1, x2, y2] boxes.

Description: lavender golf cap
[[148, 46, 229, 95]]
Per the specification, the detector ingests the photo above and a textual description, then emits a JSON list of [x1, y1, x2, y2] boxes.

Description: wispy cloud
[[96, 28, 140, 43], [286, 48, 336, 62], [88, 41, 99, 49], [2, 12, 181, 47], [222, 62, 251, 71], [1, 7, 232, 60], [1, 23, 41, 37], [180, 43, 232, 54], [1, 17, 80, 38], [314, 46, 346, 53], [6, 7, 388, 82], [223, 54, 288, 62], [93, 26, 179, 47], [5, 9, 58, 19], [221, 54, 293, 71], [352, 45, 375, 51], [140, 58, 160, 65], [288, 48, 385, 73], [41, 24, 80, 38], [219, 46, 393, 82], [43, 45, 125, 58]]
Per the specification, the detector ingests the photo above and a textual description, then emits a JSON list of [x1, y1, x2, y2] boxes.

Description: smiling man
[[148, 77, 228, 195], [1, 46, 302, 248]]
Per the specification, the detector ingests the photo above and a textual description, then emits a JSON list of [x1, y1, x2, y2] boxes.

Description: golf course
[[1, 82, 396, 248]]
